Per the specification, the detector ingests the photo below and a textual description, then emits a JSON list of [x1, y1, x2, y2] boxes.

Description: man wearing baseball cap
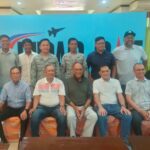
[[113, 30, 147, 93], [124, 30, 136, 37]]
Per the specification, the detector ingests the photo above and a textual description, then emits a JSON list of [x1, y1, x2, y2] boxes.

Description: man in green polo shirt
[[65, 62, 97, 137]]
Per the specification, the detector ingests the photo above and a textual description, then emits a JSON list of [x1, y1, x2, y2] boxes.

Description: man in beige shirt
[[19, 39, 37, 85]]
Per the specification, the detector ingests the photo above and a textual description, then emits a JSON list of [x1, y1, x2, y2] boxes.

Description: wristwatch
[[121, 104, 126, 108]]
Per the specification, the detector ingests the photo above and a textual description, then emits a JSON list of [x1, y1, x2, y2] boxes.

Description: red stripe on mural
[[9, 34, 40, 48]]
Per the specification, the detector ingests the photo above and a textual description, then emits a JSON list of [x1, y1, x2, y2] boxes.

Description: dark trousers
[[131, 110, 143, 135], [0, 106, 28, 141]]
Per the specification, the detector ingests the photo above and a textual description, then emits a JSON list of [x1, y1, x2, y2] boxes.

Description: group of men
[[0, 30, 149, 145]]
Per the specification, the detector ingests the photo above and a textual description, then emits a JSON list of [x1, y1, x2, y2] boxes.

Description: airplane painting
[[48, 27, 65, 37]]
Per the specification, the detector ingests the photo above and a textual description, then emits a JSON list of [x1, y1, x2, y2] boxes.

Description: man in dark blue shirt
[[86, 37, 116, 80]]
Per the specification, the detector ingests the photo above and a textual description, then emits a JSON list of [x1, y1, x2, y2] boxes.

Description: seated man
[[126, 63, 150, 135], [0, 67, 31, 143], [93, 65, 132, 143], [30, 64, 66, 137], [65, 62, 97, 137]]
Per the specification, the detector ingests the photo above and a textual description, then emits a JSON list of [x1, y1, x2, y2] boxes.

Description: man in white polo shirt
[[29, 64, 66, 137], [93, 65, 132, 143], [113, 30, 147, 92]]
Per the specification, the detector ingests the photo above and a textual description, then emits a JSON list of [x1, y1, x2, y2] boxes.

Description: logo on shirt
[[38, 83, 60, 93], [51, 83, 60, 93], [38, 83, 49, 92]]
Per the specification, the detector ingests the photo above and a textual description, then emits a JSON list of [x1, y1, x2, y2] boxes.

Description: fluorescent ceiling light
[[49, 0, 85, 11], [48, 7, 84, 11]]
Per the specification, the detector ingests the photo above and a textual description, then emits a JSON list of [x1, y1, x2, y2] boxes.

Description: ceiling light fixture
[[36, 10, 41, 15], [49, 7, 84, 11], [88, 10, 95, 14], [101, 0, 107, 4], [17, 1, 22, 5], [50, 0, 85, 11]]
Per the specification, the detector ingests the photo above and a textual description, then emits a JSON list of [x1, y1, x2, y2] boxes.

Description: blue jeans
[[31, 105, 66, 137], [96, 104, 132, 140], [131, 110, 143, 135]]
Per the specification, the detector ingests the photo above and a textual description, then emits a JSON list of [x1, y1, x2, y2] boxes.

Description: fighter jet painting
[[48, 27, 65, 37]]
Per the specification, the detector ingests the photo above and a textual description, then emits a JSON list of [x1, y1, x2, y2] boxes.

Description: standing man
[[113, 30, 147, 92], [126, 63, 150, 135], [31, 39, 60, 88], [0, 67, 31, 143], [93, 66, 132, 143], [62, 38, 87, 79], [0, 35, 20, 92], [19, 38, 37, 85], [87, 36, 116, 81], [30, 64, 66, 137], [65, 62, 97, 137]]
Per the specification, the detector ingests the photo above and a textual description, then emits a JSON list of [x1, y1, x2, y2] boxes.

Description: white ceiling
[[0, 0, 150, 15]]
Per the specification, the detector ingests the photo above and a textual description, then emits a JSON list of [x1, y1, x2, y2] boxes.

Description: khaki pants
[[67, 105, 97, 137]]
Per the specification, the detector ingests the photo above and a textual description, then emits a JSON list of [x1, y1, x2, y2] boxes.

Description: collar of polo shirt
[[73, 75, 84, 83], [45, 77, 55, 84], [134, 77, 147, 81], [95, 49, 106, 55], [24, 50, 35, 55], [1, 49, 11, 54], [123, 44, 134, 50], [11, 80, 21, 86], [100, 77, 111, 82]]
